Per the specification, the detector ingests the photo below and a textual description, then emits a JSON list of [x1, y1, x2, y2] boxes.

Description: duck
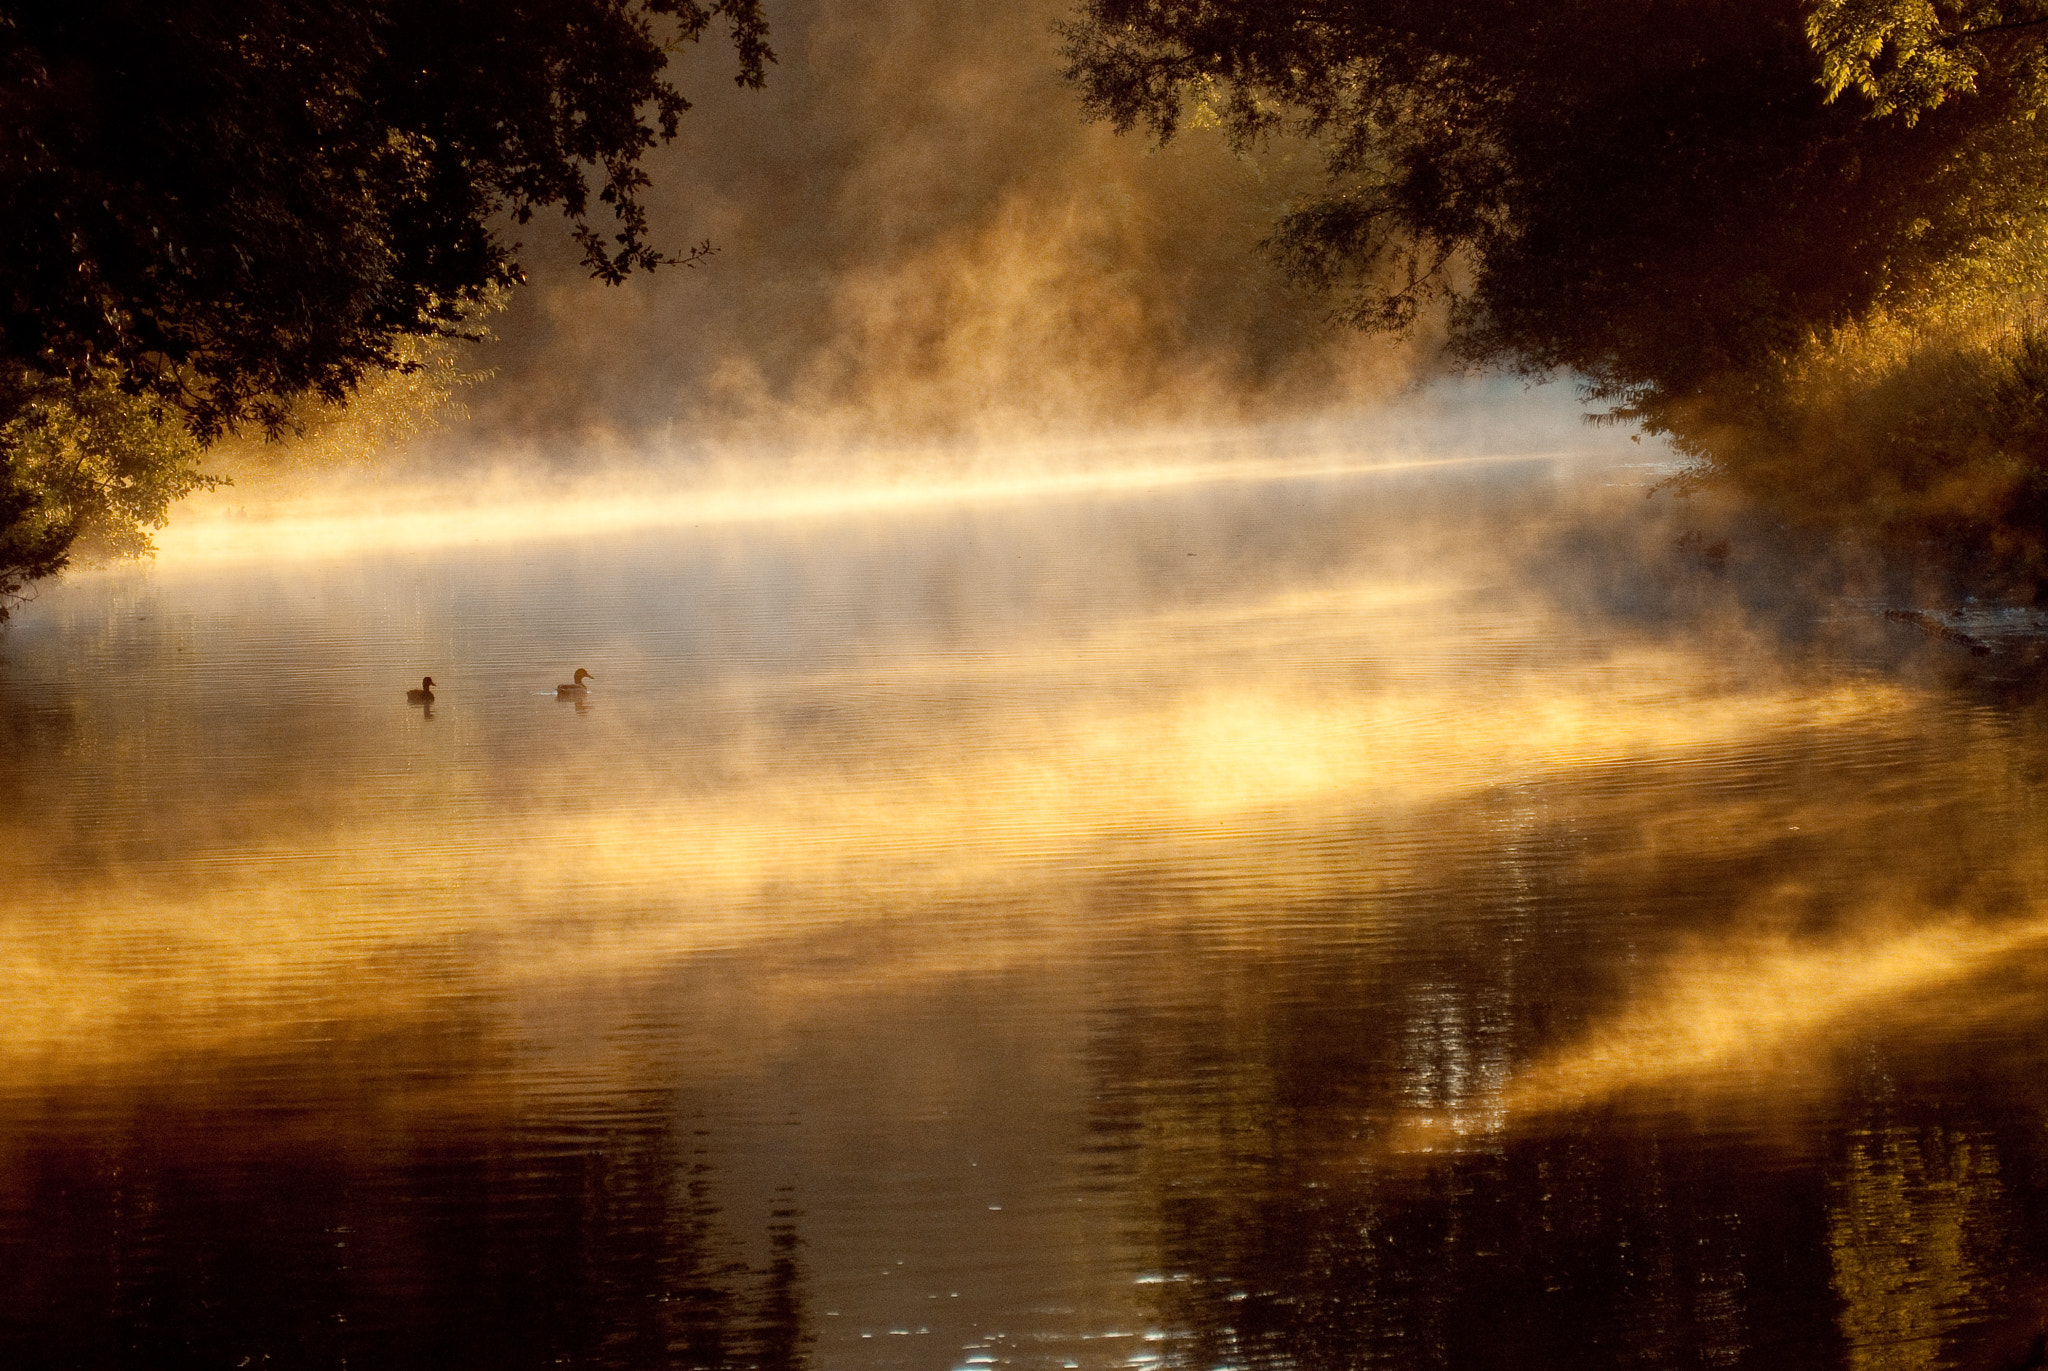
[[406, 676, 436, 703], [555, 668, 595, 698]]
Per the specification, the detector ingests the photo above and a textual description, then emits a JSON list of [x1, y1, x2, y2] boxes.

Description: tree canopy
[[1806, 0, 2048, 123], [1064, 0, 2048, 589], [0, 0, 769, 614], [1065, 0, 2043, 394]]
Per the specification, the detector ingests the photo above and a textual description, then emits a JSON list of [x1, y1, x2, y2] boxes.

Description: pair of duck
[[405, 669, 594, 703]]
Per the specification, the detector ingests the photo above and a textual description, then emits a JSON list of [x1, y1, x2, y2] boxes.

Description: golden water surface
[[3, 451, 2046, 1369]]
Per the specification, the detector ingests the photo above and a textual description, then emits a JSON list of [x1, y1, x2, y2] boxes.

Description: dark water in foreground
[[4, 452, 2048, 1370]]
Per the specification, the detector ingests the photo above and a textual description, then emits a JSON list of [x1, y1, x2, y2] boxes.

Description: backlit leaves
[[1805, 0, 2048, 122]]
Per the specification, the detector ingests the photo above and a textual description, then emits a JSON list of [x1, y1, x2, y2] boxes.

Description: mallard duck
[[556, 668, 595, 698], [406, 676, 436, 703]]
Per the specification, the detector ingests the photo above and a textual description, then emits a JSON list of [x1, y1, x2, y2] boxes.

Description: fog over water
[[10, 0, 2048, 1365], [9, 410, 2048, 1366], [454, 0, 1419, 457]]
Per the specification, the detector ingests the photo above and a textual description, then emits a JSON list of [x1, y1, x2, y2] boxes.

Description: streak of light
[[1386, 908, 2048, 1159], [1498, 913, 2048, 1118], [151, 449, 1585, 565]]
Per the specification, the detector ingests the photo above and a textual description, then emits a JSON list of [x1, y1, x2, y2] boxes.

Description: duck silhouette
[[405, 676, 436, 703], [556, 668, 594, 698]]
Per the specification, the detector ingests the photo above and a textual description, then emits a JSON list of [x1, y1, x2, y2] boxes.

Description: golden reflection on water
[[0, 557, 1924, 1083], [1831, 1126, 2008, 1371], [1491, 911, 2048, 1123], [11, 459, 2048, 1367]]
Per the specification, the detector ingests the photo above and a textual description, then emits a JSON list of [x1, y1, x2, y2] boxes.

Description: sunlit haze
[[10, 0, 2048, 1364]]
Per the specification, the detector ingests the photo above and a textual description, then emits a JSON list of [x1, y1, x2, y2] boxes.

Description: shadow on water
[[1077, 714, 2048, 1370], [1523, 486, 2048, 705], [0, 1033, 812, 1370]]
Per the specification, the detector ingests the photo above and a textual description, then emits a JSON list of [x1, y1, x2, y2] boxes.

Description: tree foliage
[[1063, 0, 2048, 588], [1065, 0, 2045, 390], [0, 369, 218, 610], [0, 0, 769, 616], [1806, 0, 2048, 123]]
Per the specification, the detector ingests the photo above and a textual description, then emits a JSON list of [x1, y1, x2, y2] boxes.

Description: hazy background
[[452, 0, 1430, 460]]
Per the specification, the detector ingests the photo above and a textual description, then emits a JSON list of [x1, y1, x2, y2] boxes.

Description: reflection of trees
[[1095, 978, 2048, 1368], [0, 1077, 810, 1370], [1082, 757, 2048, 1369], [1088, 940, 1833, 1366], [1831, 1119, 2007, 1371]]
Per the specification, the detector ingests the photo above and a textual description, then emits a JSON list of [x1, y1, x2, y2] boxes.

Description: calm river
[[3, 436, 2048, 1369]]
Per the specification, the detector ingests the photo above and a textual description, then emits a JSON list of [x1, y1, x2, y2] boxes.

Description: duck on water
[[405, 676, 436, 703], [556, 669, 595, 698]]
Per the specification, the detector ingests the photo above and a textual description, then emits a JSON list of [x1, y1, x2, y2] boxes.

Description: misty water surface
[[4, 441, 2048, 1369]]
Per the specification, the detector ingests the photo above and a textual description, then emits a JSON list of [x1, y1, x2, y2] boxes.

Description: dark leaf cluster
[[1061, 0, 2048, 409], [0, 0, 771, 440]]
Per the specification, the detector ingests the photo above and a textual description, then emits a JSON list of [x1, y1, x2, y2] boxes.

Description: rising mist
[[455, 0, 1432, 460]]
